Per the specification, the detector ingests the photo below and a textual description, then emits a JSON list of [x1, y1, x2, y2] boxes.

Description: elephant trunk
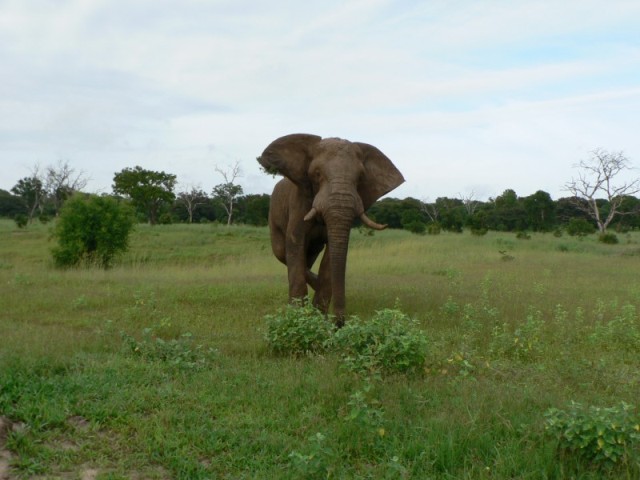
[[324, 202, 355, 328]]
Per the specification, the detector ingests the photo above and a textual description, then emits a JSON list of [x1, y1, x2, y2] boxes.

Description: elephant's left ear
[[356, 143, 405, 209]]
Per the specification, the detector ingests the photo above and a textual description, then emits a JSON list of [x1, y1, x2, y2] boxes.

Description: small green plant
[[289, 432, 335, 479], [599, 232, 619, 244], [264, 302, 334, 356], [51, 194, 135, 268], [516, 231, 531, 240], [470, 227, 488, 236], [334, 308, 428, 374], [489, 308, 545, 361], [121, 324, 217, 370], [545, 401, 640, 466]]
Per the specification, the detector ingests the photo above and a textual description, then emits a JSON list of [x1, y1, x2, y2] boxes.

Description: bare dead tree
[[420, 198, 439, 223], [564, 149, 640, 232], [177, 185, 208, 224], [212, 161, 243, 225], [45, 160, 89, 215], [459, 191, 479, 216]]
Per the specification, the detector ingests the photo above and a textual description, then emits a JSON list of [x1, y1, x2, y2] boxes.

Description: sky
[[2, 0, 639, 201]]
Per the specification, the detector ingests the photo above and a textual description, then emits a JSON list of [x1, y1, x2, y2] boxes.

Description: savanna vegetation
[[1, 219, 639, 479]]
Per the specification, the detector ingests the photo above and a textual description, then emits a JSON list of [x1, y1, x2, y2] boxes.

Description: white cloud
[[1, 0, 639, 201]]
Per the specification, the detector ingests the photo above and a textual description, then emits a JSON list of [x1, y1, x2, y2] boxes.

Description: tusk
[[304, 207, 317, 222], [360, 212, 387, 230]]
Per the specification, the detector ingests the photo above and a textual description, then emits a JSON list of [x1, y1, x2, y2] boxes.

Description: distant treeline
[[2, 187, 639, 234]]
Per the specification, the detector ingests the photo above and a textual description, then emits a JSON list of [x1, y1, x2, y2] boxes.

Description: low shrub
[[598, 232, 619, 244], [333, 308, 428, 375], [545, 401, 640, 467], [566, 218, 596, 236], [121, 325, 217, 371], [427, 223, 441, 235], [14, 214, 28, 228], [264, 302, 334, 356]]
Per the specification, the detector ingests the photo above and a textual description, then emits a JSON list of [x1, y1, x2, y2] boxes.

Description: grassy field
[[0, 219, 639, 479]]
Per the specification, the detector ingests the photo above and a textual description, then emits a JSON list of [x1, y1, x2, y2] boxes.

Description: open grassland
[[1, 219, 639, 479]]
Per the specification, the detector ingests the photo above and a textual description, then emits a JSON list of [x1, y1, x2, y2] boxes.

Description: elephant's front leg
[[312, 248, 332, 314], [285, 235, 309, 302]]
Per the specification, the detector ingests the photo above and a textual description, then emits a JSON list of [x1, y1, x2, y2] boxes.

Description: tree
[[176, 185, 208, 223], [522, 190, 556, 231], [51, 194, 135, 268], [11, 175, 44, 223], [212, 162, 243, 225], [112, 166, 177, 225], [0, 189, 27, 218], [44, 160, 89, 216], [564, 149, 640, 232]]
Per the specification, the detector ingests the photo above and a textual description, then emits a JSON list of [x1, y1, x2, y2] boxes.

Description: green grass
[[1, 219, 639, 478]]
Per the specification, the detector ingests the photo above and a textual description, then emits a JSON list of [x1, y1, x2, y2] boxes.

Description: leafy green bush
[[14, 214, 28, 228], [470, 227, 488, 236], [264, 302, 334, 356], [333, 308, 428, 374], [51, 194, 135, 268], [566, 218, 596, 236], [405, 220, 427, 235], [545, 402, 640, 466], [598, 232, 619, 244], [427, 222, 441, 235]]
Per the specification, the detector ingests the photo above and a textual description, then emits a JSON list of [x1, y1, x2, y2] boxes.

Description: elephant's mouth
[[303, 206, 386, 230]]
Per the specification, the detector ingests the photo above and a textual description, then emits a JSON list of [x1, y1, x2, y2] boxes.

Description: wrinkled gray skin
[[258, 134, 405, 326]]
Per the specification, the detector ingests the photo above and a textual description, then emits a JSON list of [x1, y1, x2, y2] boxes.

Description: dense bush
[[51, 194, 135, 268], [566, 218, 596, 236], [264, 302, 334, 356], [598, 232, 619, 244], [333, 308, 428, 375], [14, 214, 28, 228], [545, 402, 640, 467]]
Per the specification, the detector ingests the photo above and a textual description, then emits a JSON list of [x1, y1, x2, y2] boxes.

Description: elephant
[[257, 133, 405, 326]]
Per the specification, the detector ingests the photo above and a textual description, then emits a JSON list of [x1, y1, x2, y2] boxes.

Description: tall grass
[[1, 219, 639, 478]]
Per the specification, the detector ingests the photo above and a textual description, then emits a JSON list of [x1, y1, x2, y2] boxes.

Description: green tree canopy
[[11, 176, 45, 223], [112, 166, 177, 225]]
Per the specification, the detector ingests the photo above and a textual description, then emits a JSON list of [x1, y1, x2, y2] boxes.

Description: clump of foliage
[[121, 324, 217, 371], [489, 308, 545, 361], [470, 227, 488, 236], [545, 401, 640, 467], [427, 222, 441, 235], [566, 218, 596, 236], [333, 308, 428, 374], [51, 194, 135, 268], [589, 303, 640, 352], [289, 432, 336, 479], [264, 302, 334, 356], [598, 232, 619, 244], [516, 231, 531, 240], [14, 214, 28, 228]]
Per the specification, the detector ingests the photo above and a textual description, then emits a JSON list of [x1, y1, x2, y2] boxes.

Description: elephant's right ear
[[257, 134, 322, 186]]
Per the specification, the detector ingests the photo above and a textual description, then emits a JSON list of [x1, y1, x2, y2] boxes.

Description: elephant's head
[[258, 133, 405, 322]]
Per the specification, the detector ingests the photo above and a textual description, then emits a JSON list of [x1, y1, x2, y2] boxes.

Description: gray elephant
[[258, 134, 404, 326]]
